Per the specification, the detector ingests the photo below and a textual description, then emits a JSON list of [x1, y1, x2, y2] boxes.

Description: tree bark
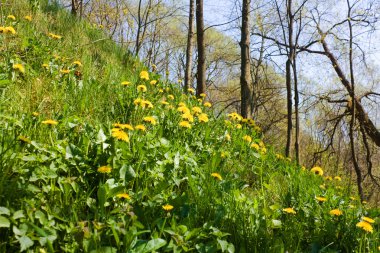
[[196, 0, 206, 96], [240, 0, 253, 118], [185, 0, 195, 93]]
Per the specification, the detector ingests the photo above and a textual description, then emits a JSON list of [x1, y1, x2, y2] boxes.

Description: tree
[[184, 0, 195, 93], [196, 0, 206, 96]]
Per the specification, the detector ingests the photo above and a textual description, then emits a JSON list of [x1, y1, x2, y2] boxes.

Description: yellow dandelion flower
[[362, 217, 375, 224], [116, 193, 131, 199], [221, 151, 229, 158], [41, 119, 58, 125], [316, 196, 327, 202], [283, 208, 296, 214], [42, 63, 49, 68], [60, 69, 70, 74], [329, 209, 343, 216], [113, 123, 134, 131], [4, 26, 16, 34], [159, 89, 164, 93], [188, 88, 195, 94], [133, 98, 142, 106], [143, 116, 157, 125], [48, 33, 62, 39], [162, 204, 174, 211], [325, 176, 333, 181], [135, 125, 146, 131], [168, 95, 175, 100], [150, 80, 157, 85], [139, 70, 149, 80], [198, 113, 209, 123], [235, 124, 242, 129], [199, 93, 206, 98], [225, 133, 231, 141], [177, 106, 190, 114], [192, 106, 202, 115], [140, 100, 153, 109], [18, 136, 31, 144], [251, 143, 260, 150], [179, 121, 192, 128], [7, 15, 16, 21], [243, 135, 252, 143], [137, 85, 147, 92], [24, 15, 32, 21], [32, 112, 39, 117], [356, 221, 373, 233], [310, 166, 324, 176], [13, 64, 25, 73], [112, 129, 129, 142], [334, 176, 342, 181], [121, 81, 131, 86], [98, 166, 112, 173], [73, 60, 82, 66], [211, 172, 222, 181], [362, 201, 367, 204], [204, 102, 212, 107], [182, 113, 194, 122], [197, 98, 202, 102]]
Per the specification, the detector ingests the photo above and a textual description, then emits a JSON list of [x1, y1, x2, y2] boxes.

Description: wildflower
[[134, 98, 142, 106], [325, 176, 333, 181], [211, 172, 222, 181], [199, 93, 206, 98], [139, 70, 149, 80], [192, 106, 202, 115], [350, 196, 356, 201], [150, 80, 157, 85], [178, 102, 186, 107], [73, 60, 82, 66], [135, 125, 146, 131], [362, 201, 367, 204], [251, 143, 260, 150], [121, 81, 131, 86], [161, 101, 169, 105], [362, 217, 375, 224], [7, 15, 16, 21], [283, 208, 296, 214], [140, 100, 153, 109], [221, 151, 229, 158], [168, 95, 175, 100], [42, 63, 49, 68], [18, 136, 31, 144], [4, 26, 16, 34], [198, 113, 209, 123], [182, 113, 194, 122], [24, 15, 32, 21], [276, 154, 284, 160], [42, 119, 58, 125], [137, 85, 147, 92], [260, 147, 267, 154], [243, 135, 252, 143], [310, 166, 324, 176], [334, 176, 342, 181], [188, 88, 195, 94], [329, 209, 343, 216], [116, 193, 131, 200], [60, 69, 70, 74], [178, 106, 190, 114], [204, 102, 212, 107], [162, 204, 174, 211], [319, 184, 326, 190], [113, 123, 134, 131], [13, 64, 25, 73], [356, 221, 373, 233], [316, 196, 327, 202], [143, 116, 157, 125], [348, 204, 355, 209], [235, 124, 242, 129], [179, 121, 191, 129], [159, 89, 164, 93], [225, 133, 231, 141], [112, 129, 129, 142], [48, 33, 62, 39], [32, 112, 39, 117], [97, 166, 112, 173]]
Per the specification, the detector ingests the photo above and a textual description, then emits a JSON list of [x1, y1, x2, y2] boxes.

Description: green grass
[[0, 1, 379, 252]]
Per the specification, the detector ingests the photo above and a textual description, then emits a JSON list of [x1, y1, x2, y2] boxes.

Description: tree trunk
[[196, 0, 206, 96], [185, 0, 195, 93], [240, 0, 253, 118]]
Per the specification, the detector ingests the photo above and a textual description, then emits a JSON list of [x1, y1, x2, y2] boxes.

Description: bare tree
[[196, 0, 206, 96], [185, 0, 195, 93]]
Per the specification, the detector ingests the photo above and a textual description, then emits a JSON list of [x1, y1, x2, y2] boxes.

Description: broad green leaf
[[0, 216, 10, 228], [18, 235, 34, 252], [134, 238, 166, 253], [0, 207, 10, 216], [12, 210, 25, 220]]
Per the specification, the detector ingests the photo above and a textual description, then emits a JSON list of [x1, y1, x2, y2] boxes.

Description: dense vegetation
[[0, 1, 379, 252]]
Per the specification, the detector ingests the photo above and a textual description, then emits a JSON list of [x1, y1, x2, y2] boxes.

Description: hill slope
[[0, 1, 378, 252]]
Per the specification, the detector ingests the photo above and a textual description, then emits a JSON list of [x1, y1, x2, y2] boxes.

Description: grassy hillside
[[0, 1, 379, 252]]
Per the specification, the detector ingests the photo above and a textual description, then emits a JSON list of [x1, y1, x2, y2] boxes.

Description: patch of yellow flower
[[137, 85, 147, 92], [188, 88, 195, 94], [203, 102, 212, 108], [334, 176, 342, 181], [121, 81, 131, 86], [356, 221, 373, 233], [316, 196, 327, 202], [198, 113, 209, 123], [179, 121, 191, 129], [150, 80, 157, 85], [310, 166, 324, 176], [329, 209, 343, 216], [13, 64, 25, 73], [60, 69, 70, 74], [228, 112, 243, 122], [24, 15, 32, 21], [7, 15, 16, 21], [135, 125, 146, 131], [0, 26, 16, 34], [211, 172, 222, 181], [182, 113, 194, 122], [139, 70, 149, 80], [73, 60, 82, 66], [113, 123, 134, 131], [243, 135, 252, 143], [98, 166, 112, 173], [112, 129, 129, 142], [18, 136, 31, 144], [199, 93, 206, 98], [191, 106, 202, 115], [162, 204, 174, 211], [41, 119, 58, 125], [225, 133, 231, 141], [143, 116, 157, 125], [116, 193, 131, 200], [283, 207, 296, 214], [168, 95, 175, 100], [48, 33, 62, 40]]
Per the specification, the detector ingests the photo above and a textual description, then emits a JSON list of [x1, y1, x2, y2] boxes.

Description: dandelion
[[356, 221, 373, 233], [179, 121, 191, 129], [42, 63, 49, 69], [251, 143, 260, 150], [362, 217, 375, 224], [310, 166, 324, 176], [49, 33, 62, 39], [191, 106, 202, 115], [243, 135, 252, 143], [121, 81, 131, 86], [112, 129, 129, 142], [235, 124, 242, 129], [18, 136, 31, 144], [73, 60, 82, 66], [137, 85, 147, 92], [24, 15, 32, 21], [198, 113, 209, 123], [319, 184, 326, 190], [139, 70, 149, 80], [116, 193, 131, 200], [150, 80, 157, 85], [159, 89, 164, 93], [134, 98, 142, 106], [350, 196, 356, 201], [182, 113, 194, 122], [211, 172, 222, 181], [13, 64, 25, 73], [334, 176, 342, 181], [140, 100, 153, 109], [283, 208, 296, 214], [4, 26, 16, 34], [42, 119, 58, 125], [325, 176, 333, 181], [199, 93, 206, 98], [316, 196, 327, 202], [168, 95, 175, 100], [60, 69, 70, 74], [225, 133, 231, 141], [135, 125, 146, 131], [161, 101, 169, 105], [204, 102, 212, 107], [32, 112, 39, 117], [143, 116, 157, 125], [7, 15, 16, 21], [329, 209, 343, 216], [98, 166, 112, 173], [188, 88, 195, 94], [177, 106, 190, 114], [113, 123, 134, 131], [162, 204, 174, 211]]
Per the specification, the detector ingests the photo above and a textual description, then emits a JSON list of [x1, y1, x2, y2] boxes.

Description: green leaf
[[134, 238, 166, 253], [98, 184, 107, 208], [97, 128, 107, 143], [18, 235, 34, 252], [0, 79, 10, 88], [217, 239, 228, 252], [90, 247, 117, 253], [0, 207, 10, 216], [12, 210, 25, 220], [0, 216, 10, 228]]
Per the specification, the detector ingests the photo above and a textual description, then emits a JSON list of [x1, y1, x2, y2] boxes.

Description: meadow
[[0, 1, 378, 252]]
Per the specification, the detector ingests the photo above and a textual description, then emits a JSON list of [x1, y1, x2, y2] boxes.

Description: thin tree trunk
[[240, 0, 252, 118], [196, 0, 206, 96], [185, 0, 195, 93], [293, 56, 299, 164]]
